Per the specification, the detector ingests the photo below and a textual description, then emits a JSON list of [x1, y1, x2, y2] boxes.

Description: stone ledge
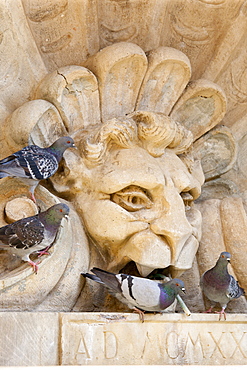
[[1, 312, 247, 366]]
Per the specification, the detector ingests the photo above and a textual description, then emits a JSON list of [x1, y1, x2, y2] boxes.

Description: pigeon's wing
[[227, 275, 245, 299], [92, 268, 164, 308], [91, 268, 122, 293], [0, 217, 44, 250], [88, 268, 132, 308], [85, 268, 163, 311], [0, 146, 58, 180], [16, 147, 59, 180], [82, 272, 104, 285], [0, 154, 28, 178], [118, 274, 162, 311]]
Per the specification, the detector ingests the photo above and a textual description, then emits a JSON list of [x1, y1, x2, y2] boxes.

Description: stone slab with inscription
[[1, 312, 247, 366]]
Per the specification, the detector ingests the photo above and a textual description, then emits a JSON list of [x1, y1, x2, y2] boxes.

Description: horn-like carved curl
[[78, 117, 137, 165], [77, 111, 194, 165], [129, 111, 193, 156]]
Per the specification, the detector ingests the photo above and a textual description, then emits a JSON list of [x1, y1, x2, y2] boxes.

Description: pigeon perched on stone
[[0, 136, 75, 202], [200, 251, 245, 320], [82, 267, 186, 322], [0, 203, 70, 273]]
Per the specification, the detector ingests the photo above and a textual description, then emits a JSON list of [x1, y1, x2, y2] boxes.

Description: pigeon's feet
[[30, 192, 37, 204], [203, 307, 214, 314], [133, 307, 145, 323], [28, 260, 41, 274], [215, 308, 226, 321], [37, 246, 51, 257]]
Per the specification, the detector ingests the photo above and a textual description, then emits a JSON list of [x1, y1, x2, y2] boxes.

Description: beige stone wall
[[1, 312, 247, 366], [0, 0, 247, 365]]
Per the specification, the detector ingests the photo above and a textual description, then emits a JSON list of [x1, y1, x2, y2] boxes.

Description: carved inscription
[[104, 331, 118, 359], [61, 315, 247, 365]]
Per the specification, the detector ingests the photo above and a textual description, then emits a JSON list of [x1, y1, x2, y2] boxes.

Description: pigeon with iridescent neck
[[82, 267, 186, 322], [200, 251, 245, 320], [0, 203, 69, 273], [0, 136, 75, 202]]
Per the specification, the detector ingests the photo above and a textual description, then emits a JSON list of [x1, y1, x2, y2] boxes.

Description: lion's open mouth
[[119, 260, 173, 279]]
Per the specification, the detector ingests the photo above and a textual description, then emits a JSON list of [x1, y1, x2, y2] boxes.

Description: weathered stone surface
[[61, 313, 247, 365], [34, 66, 101, 131], [0, 312, 59, 366], [2, 312, 246, 366], [22, 0, 99, 72], [0, 0, 246, 366], [196, 199, 247, 313], [193, 125, 237, 180], [220, 197, 247, 294], [84, 42, 148, 122]]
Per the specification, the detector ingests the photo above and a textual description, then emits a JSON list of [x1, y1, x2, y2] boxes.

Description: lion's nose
[[149, 191, 192, 264]]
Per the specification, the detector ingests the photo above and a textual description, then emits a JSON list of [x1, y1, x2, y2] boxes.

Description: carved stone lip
[[120, 261, 173, 280], [119, 231, 199, 279]]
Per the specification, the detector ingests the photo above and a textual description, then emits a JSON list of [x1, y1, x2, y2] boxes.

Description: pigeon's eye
[[67, 140, 71, 144], [59, 209, 63, 213], [222, 255, 225, 258], [176, 283, 179, 286], [110, 185, 152, 212]]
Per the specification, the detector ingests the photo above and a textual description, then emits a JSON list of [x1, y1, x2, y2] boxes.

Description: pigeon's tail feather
[[91, 267, 122, 293], [238, 285, 245, 298], [91, 267, 116, 276], [0, 171, 10, 179], [81, 272, 103, 284], [229, 275, 246, 299]]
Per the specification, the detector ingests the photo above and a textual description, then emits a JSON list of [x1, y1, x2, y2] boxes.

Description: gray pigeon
[[0, 203, 70, 273], [82, 267, 186, 322], [0, 136, 75, 202], [200, 251, 245, 320]]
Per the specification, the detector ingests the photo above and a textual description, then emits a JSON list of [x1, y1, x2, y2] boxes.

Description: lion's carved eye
[[111, 185, 153, 212]]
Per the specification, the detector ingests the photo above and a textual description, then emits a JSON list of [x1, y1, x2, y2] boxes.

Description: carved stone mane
[[77, 111, 193, 165]]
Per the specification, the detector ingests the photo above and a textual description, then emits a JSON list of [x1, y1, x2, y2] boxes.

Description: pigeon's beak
[[182, 287, 186, 294], [64, 215, 69, 220], [227, 258, 231, 264]]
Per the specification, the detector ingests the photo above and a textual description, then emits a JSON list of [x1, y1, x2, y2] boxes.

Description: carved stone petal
[[196, 199, 226, 275], [237, 130, 247, 178], [83, 42, 148, 122], [199, 178, 239, 201], [2, 99, 67, 154], [136, 46, 191, 115], [170, 79, 227, 140], [220, 197, 247, 294], [34, 65, 101, 132], [192, 125, 237, 181], [196, 198, 247, 313], [196, 198, 247, 309], [197, 198, 246, 312]]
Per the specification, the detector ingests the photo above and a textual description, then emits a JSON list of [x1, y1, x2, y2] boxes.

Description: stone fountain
[[0, 0, 247, 365]]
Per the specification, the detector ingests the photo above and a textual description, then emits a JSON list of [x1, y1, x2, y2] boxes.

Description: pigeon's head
[[166, 278, 186, 295], [51, 136, 75, 152], [219, 251, 231, 264], [47, 203, 70, 221]]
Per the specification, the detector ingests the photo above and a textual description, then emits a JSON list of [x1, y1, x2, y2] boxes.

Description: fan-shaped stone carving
[[1, 42, 242, 313]]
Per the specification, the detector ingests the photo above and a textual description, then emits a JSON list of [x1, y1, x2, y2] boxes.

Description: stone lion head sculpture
[[0, 42, 232, 310]]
